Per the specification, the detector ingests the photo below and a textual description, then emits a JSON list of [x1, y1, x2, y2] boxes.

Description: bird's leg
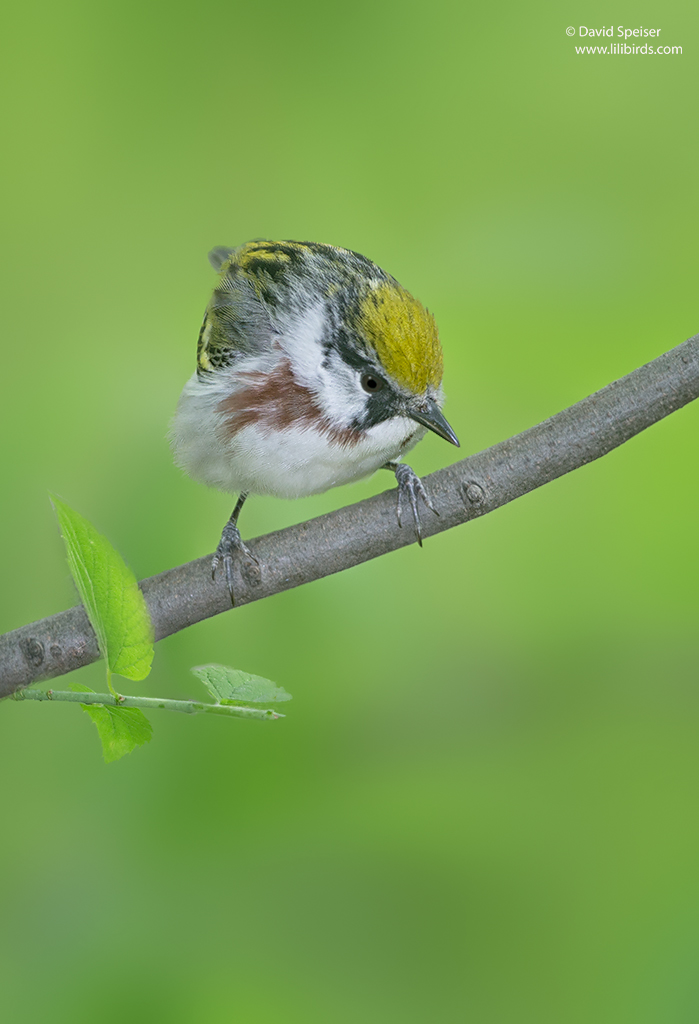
[[382, 462, 439, 548], [211, 492, 259, 599]]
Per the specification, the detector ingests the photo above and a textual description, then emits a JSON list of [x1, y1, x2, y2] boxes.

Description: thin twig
[[1, 332, 698, 697], [11, 687, 284, 720]]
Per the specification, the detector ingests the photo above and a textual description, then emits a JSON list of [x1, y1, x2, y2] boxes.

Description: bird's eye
[[360, 373, 384, 393]]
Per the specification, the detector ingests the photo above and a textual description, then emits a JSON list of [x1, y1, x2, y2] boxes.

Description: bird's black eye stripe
[[360, 373, 384, 393]]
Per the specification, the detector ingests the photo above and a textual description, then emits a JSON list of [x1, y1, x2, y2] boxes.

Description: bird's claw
[[212, 520, 259, 602], [393, 463, 439, 547]]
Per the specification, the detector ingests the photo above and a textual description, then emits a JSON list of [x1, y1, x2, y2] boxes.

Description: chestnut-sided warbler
[[171, 240, 459, 596]]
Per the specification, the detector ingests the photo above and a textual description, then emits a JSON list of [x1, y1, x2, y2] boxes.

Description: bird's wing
[[197, 245, 280, 373]]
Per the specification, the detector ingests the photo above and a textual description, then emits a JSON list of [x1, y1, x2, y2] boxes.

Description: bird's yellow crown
[[358, 281, 443, 395]]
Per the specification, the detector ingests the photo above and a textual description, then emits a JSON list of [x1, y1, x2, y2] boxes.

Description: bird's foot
[[392, 462, 439, 547], [211, 520, 259, 602]]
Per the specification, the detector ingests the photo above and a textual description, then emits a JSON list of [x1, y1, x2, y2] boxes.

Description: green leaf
[[191, 664, 292, 704], [81, 705, 153, 763], [69, 683, 152, 762], [51, 496, 154, 681]]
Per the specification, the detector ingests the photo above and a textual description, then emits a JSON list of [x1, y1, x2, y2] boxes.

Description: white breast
[[170, 370, 424, 499]]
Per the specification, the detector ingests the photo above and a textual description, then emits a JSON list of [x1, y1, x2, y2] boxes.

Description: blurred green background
[[1, 0, 698, 1020]]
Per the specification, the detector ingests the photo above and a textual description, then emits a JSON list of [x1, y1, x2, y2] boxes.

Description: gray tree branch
[[1, 332, 698, 698]]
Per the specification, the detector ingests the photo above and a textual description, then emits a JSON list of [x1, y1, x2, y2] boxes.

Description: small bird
[[171, 240, 459, 597]]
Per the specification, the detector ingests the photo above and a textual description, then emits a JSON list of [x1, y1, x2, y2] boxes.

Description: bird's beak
[[408, 399, 460, 447]]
